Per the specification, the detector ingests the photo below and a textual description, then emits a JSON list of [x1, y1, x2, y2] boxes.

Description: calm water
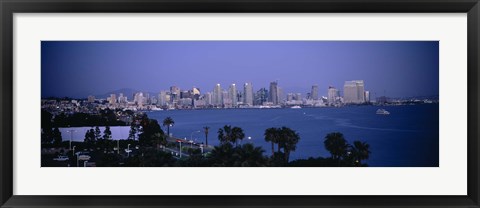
[[146, 104, 439, 167]]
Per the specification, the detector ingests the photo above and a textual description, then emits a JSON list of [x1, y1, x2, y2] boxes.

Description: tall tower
[[343, 80, 365, 104], [269, 81, 278, 105], [244, 82, 254, 106], [311, 85, 319, 100], [213, 84, 223, 107], [229, 84, 237, 107]]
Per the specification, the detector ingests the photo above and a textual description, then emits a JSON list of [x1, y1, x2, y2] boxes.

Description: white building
[[343, 80, 365, 104], [244, 82, 254, 106]]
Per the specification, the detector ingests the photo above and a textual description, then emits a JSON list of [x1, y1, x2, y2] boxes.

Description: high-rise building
[[327, 86, 339, 105], [109, 94, 117, 104], [278, 87, 284, 104], [134, 92, 144, 106], [311, 85, 319, 100], [229, 84, 237, 107], [343, 80, 365, 104], [213, 84, 223, 107], [222, 90, 232, 108], [269, 81, 278, 105], [254, 88, 268, 105], [204, 92, 213, 106], [118, 93, 127, 103], [170, 86, 180, 102], [364, 91, 370, 103], [244, 82, 254, 106], [158, 91, 169, 106], [192, 87, 201, 100]]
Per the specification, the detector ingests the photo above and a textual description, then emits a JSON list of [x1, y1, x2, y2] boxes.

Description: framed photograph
[[1, 0, 479, 207]]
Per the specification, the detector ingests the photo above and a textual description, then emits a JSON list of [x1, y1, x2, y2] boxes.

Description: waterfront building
[[170, 86, 180, 102], [278, 87, 284, 105], [311, 85, 319, 100], [343, 80, 366, 104], [158, 91, 169, 106], [134, 92, 144, 107], [295, 93, 302, 101], [229, 84, 238, 107], [254, 88, 268, 106], [204, 92, 213, 106], [244, 82, 254, 106], [222, 90, 233, 108], [327, 86, 340, 105], [269, 81, 278, 105], [213, 84, 223, 107], [365, 91, 370, 103], [192, 87, 201, 100]]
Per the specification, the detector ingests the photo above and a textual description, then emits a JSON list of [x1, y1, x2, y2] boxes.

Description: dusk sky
[[41, 41, 439, 99]]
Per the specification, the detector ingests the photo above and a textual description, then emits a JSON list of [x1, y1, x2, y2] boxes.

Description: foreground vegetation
[[41, 113, 371, 167]]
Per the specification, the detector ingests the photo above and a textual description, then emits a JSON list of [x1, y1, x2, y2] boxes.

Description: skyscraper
[[109, 94, 117, 104], [229, 84, 237, 107], [213, 84, 222, 107], [244, 82, 254, 106], [170, 86, 180, 102], [364, 91, 370, 103], [343, 80, 366, 104], [269, 81, 278, 105], [327, 86, 339, 105], [254, 88, 268, 105], [311, 85, 319, 100], [158, 91, 169, 106]]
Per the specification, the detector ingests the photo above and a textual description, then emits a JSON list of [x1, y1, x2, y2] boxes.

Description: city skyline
[[42, 41, 439, 98]]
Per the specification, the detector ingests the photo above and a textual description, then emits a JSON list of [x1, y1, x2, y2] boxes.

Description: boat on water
[[376, 109, 390, 115], [291, 105, 302, 109]]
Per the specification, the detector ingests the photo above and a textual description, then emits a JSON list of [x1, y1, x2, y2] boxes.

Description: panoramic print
[[41, 41, 439, 167]]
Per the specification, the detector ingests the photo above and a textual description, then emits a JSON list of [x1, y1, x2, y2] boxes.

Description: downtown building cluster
[[97, 80, 371, 110]]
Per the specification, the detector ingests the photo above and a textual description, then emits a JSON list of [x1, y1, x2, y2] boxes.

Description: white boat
[[291, 105, 302, 109], [376, 109, 390, 115]]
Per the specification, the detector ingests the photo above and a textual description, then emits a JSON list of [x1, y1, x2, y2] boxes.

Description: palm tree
[[324, 132, 348, 160], [233, 143, 267, 167], [279, 127, 300, 163], [209, 143, 235, 166], [203, 126, 210, 146], [264, 127, 278, 156], [162, 117, 174, 137], [217, 125, 232, 144], [231, 127, 245, 147], [351, 140, 371, 166], [152, 133, 167, 150]]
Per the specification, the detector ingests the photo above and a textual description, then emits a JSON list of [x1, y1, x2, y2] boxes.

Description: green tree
[[324, 132, 349, 160], [203, 126, 210, 146], [52, 127, 63, 146], [231, 126, 245, 147], [84, 128, 95, 144], [152, 132, 167, 150], [264, 127, 279, 156], [209, 143, 236, 166], [278, 127, 300, 163], [128, 122, 137, 140], [162, 117, 174, 137], [217, 125, 232, 145], [233, 143, 268, 167], [350, 140, 371, 166], [94, 126, 102, 140], [103, 125, 112, 140]]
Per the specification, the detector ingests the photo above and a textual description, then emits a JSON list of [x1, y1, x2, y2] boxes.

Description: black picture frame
[[1, 0, 479, 207]]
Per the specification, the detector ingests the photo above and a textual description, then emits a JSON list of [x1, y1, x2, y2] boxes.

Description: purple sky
[[41, 41, 439, 99]]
